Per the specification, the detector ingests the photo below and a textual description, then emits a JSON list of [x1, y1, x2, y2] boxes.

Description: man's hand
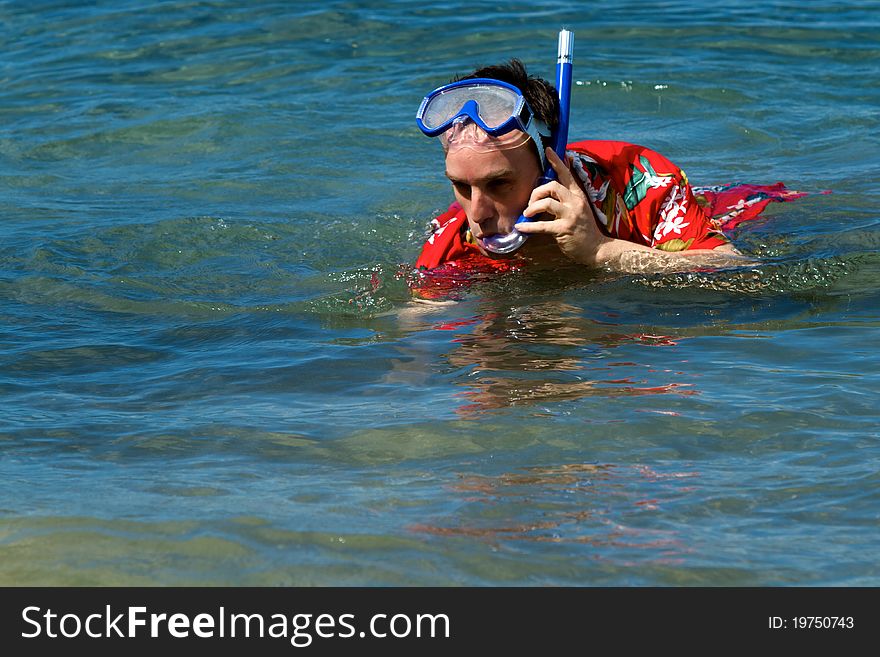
[[515, 146, 612, 266], [516, 147, 751, 272]]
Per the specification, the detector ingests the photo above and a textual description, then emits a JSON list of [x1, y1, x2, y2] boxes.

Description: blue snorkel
[[480, 29, 574, 255]]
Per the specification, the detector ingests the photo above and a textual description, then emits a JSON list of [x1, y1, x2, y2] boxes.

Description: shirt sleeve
[[640, 156, 729, 251], [569, 141, 729, 251]]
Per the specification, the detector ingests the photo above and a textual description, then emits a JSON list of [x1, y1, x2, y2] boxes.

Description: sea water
[[1, 0, 878, 585]]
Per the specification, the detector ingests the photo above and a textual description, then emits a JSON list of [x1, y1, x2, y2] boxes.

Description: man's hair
[[454, 58, 559, 150]]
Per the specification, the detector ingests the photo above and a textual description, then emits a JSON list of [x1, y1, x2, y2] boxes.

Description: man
[[413, 60, 801, 288]]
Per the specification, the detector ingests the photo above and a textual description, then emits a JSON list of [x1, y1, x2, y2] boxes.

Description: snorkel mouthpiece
[[479, 225, 530, 255], [479, 29, 574, 256]]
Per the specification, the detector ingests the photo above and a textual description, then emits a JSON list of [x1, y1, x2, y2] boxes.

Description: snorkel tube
[[480, 28, 574, 255]]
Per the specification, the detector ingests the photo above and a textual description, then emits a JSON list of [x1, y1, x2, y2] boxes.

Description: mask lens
[[421, 83, 520, 132], [468, 85, 520, 128]]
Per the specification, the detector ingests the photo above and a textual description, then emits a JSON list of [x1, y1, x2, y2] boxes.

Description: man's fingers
[[545, 147, 582, 192], [522, 196, 562, 219], [514, 218, 565, 235], [545, 147, 573, 181], [528, 180, 565, 205]]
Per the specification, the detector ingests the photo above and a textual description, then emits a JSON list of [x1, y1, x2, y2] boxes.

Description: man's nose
[[469, 188, 495, 224]]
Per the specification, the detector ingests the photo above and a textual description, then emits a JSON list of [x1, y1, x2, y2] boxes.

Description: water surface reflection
[[432, 301, 695, 417]]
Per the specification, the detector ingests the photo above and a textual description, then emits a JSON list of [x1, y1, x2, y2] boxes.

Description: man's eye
[[488, 179, 513, 192], [452, 182, 471, 198]]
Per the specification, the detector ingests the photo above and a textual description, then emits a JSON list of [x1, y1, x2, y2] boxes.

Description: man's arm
[[516, 148, 752, 272]]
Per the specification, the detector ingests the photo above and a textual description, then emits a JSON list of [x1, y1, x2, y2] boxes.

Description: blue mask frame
[[416, 78, 550, 170], [417, 79, 535, 137]]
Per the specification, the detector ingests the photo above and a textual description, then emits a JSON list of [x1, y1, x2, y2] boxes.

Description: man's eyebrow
[[444, 169, 517, 184]]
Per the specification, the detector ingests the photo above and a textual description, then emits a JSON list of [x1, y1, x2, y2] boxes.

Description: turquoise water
[[1, 0, 878, 585]]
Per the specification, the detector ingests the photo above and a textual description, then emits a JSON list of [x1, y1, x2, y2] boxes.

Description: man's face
[[444, 139, 542, 254]]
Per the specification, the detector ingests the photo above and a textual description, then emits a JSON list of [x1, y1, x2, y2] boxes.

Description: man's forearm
[[591, 237, 756, 273]]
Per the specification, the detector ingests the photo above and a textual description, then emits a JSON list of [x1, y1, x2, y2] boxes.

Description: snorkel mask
[[416, 30, 574, 255], [417, 78, 551, 171]]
